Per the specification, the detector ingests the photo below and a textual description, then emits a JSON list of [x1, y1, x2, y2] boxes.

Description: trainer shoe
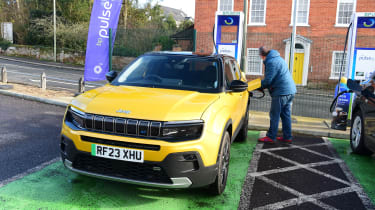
[[276, 137, 292, 143], [258, 136, 276, 144]]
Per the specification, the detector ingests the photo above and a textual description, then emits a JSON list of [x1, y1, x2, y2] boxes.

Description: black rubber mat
[[256, 153, 295, 172], [281, 202, 325, 210], [312, 163, 349, 182], [265, 168, 348, 195], [239, 135, 373, 210], [248, 178, 297, 209], [305, 145, 334, 157], [320, 192, 367, 210], [271, 148, 332, 164]]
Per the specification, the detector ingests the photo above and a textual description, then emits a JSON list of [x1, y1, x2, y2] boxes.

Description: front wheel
[[350, 110, 372, 155], [210, 131, 231, 195]]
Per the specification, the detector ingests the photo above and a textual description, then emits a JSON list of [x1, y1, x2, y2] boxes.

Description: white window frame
[[290, 0, 310, 27], [217, 0, 234, 11], [248, 0, 267, 26], [335, 0, 356, 27], [330, 51, 348, 79], [246, 48, 263, 75]]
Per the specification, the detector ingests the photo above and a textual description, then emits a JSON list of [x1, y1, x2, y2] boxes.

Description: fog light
[[183, 154, 197, 161]]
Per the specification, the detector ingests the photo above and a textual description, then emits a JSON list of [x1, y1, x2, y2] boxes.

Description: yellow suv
[[61, 52, 251, 195]]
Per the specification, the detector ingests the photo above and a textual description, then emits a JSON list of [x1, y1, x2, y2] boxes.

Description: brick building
[[195, 0, 375, 85]]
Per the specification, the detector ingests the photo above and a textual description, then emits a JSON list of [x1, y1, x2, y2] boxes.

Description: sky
[[138, 0, 195, 18]]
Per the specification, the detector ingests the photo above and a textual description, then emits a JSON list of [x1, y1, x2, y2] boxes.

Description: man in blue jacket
[[258, 46, 297, 144]]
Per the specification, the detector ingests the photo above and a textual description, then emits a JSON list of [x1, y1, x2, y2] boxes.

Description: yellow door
[[293, 53, 304, 85]]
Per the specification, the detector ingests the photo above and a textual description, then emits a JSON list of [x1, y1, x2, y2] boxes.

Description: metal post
[[290, 0, 298, 74], [78, 77, 85, 93], [241, 0, 249, 72], [109, 28, 112, 72], [53, 0, 57, 62], [1, 66, 7, 83], [41, 72, 46, 90], [193, 29, 197, 52]]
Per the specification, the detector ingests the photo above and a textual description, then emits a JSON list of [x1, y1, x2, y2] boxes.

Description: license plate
[[91, 144, 144, 163]]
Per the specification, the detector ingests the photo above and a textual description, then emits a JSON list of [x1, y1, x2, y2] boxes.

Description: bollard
[[1, 66, 7, 83], [41, 72, 46, 90], [78, 77, 85, 93]]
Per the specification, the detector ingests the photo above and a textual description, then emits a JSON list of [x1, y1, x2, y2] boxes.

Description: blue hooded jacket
[[261, 50, 297, 97]]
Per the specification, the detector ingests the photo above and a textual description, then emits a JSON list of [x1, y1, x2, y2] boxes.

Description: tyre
[[235, 103, 249, 142], [210, 131, 231, 195], [350, 110, 372, 155]]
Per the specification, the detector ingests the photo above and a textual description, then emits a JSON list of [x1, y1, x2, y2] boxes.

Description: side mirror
[[105, 71, 118, 83], [229, 80, 248, 92]]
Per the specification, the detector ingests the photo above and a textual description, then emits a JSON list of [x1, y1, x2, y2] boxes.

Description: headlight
[[161, 120, 204, 141], [66, 106, 86, 129], [64, 106, 204, 142]]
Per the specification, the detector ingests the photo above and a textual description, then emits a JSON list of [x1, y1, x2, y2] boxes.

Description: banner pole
[[109, 28, 112, 72]]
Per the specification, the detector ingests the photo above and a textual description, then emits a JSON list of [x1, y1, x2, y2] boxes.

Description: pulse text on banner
[[84, 0, 123, 81]]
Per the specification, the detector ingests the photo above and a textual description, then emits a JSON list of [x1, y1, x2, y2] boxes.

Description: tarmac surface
[[0, 94, 64, 183]]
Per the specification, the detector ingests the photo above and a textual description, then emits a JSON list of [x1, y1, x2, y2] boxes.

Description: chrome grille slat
[[70, 111, 162, 138]]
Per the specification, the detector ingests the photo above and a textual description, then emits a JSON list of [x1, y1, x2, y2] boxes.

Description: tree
[[164, 14, 176, 31], [178, 19, 193, 31]]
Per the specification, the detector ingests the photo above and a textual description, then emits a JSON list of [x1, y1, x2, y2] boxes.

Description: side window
[[224, 59, 235, 88], [231, 59, 241, 80]]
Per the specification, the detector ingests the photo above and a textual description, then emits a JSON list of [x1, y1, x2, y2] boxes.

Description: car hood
[[71, 85, 220, 121]]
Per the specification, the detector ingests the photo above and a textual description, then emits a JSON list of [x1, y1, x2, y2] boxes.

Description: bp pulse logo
[[363, 18, 375, 28], [224, 17, 234, 25]]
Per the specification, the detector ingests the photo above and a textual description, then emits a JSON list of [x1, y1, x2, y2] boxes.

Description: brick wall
[[195, 0, 375, 82]]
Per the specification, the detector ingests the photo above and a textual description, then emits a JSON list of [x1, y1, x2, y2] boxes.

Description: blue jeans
[[267, 94, 294, 140]]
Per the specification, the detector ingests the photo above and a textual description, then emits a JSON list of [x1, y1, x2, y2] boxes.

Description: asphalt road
[[0, 95, 65, 182], [0, 57, 106, 92]]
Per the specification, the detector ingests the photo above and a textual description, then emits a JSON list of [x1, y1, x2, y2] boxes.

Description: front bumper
[[61, 135, 218, 188]]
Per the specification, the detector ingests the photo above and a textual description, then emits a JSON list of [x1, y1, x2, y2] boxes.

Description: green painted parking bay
[[0, 132, 259, 209]]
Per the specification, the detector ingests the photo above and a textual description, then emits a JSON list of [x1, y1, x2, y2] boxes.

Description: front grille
[[73, 154, 172, 184], [68, 109, 162, 139], [81, 136, 160, 151]]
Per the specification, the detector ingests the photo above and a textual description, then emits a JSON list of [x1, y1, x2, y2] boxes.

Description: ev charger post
[[345, 12, 375, 120], [213, 11, 244, 65]]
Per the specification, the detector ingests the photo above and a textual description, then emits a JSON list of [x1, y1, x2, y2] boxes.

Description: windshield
[[112, 55, 221, 93]]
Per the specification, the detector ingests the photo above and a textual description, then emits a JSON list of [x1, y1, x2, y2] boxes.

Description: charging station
[[346, 12, 375, 119], [331, 12, 375, 130], [213, 11, 244, 65]]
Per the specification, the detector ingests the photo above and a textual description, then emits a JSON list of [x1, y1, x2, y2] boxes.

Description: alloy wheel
[[352, 115, 362, 149]]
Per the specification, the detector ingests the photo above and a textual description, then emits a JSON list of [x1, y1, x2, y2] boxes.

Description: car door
[[223, 57, 243, 133], [230, 59, 249, 118]]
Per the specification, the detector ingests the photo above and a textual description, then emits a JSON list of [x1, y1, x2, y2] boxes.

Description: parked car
[[60, 52, 253, 195], [349, 79, 375, 155]]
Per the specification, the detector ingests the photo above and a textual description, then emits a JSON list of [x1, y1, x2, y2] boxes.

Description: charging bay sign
[[214, 11, 244, 64], [354, 49, 375, 80], [218, 45, 236, 58]]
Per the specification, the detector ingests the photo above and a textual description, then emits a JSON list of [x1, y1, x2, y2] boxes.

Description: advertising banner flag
[[84, 0, 123, 81]]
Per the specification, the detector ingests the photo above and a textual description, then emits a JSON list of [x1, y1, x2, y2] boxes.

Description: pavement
[[0, 81, 350, 140]]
